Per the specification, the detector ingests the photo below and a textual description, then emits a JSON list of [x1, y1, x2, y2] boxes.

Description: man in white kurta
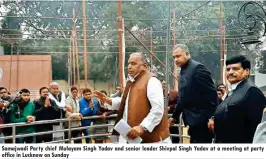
[[96, 53, 171, 143]]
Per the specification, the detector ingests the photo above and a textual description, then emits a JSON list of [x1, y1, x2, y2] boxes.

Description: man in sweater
[[34, 87, 61, 143], [9, 89, 35, 143], [65, 86, 82, 143], [95, 52, 170, 143]]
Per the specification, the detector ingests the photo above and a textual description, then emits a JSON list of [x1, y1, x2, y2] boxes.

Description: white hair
[[50, 82, 59, 87], [130, 52, 147, 64]]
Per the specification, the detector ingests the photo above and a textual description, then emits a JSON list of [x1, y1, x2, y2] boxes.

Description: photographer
[[9, 89, 35, 143], [0, 87, 15, 143]]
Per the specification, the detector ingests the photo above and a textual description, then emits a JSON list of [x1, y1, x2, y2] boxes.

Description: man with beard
[[0, 87, 14, 143], [34, 87, 61, 143], [9, 89, 35, 143]]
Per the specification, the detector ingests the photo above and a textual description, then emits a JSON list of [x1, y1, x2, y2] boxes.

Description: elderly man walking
[[95, 52, 171, 143]]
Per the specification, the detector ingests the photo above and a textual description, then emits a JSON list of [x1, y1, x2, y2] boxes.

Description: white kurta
[[110, 76, 171, 143], [48, 91, 66, 139]]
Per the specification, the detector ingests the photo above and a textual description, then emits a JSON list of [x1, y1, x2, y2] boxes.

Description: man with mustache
[[168, 44, 218, 143], [209, 55, 266, 143], [34, 87, 61, 143], [95, 52, 170, 143]]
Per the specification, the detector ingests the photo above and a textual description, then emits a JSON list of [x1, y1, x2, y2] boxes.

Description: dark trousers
[[170, 126, 180, 143], [3, 128, 12, 143], [65, 129, 82, 143], [188, 124, 213, 143], [82, 129, 92, 144], [36, 133, 53, 143], [16, 133, 36, 143]]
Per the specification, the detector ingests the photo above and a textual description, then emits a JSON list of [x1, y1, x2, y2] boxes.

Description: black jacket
[[34, 98, 61, 132], [172, 59, 218, 127], [214, 79, 266, 143]]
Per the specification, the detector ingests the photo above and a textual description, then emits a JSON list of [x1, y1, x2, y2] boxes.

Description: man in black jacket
[[168, 44, 218, 143], [209, 55, 266, 143], [34, 87, 61, 143], [0, 87, 14, 143]]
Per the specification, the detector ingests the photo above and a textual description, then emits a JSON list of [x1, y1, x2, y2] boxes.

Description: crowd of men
[[1, 44, 266, 144], [0, 83, 118, 144]]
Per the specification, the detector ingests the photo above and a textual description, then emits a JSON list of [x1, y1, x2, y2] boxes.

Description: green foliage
[[0, 1, 256, 85]]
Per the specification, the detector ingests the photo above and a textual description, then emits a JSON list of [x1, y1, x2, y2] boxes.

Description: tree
[[1, 1, 255, 86]]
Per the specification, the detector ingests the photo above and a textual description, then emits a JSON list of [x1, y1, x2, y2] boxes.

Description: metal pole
[[16, 50, 19, 91], [9, 44, 13, 92], [72, 9, 76, 86], [164, 0, 171, 108], [68, 34, 72, 86], [82, 0, 88, 88], [173, 9, 178, 91], [223, 27, 227, 84], [68, 120, 72, 143], [125, 27, 178, 81], [72, 30, 76, 86], [219, 2, 224, 84], [73, 11, 81, 91], [118, 0, 125, 89], [12, 125, 16, 143], [179, 113, 183, 143], [150, 27, 153, 69]]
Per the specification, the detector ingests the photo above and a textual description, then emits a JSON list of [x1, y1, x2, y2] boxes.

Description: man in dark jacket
[[34, 87, 61, 143], [0, 87, 14, 143], [209, 55, 266, 143], [168, 44, 218, 143]]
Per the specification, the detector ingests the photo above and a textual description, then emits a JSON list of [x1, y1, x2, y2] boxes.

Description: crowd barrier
[[0, 114, 190, 143]]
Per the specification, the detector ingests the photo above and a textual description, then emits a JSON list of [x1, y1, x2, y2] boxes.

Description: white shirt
[[227, 80, 242, 96], [49, 91, 66, 108], [221, 93, 227, 100], [110, 76, 171, 143], [49, 91, 66, 139]]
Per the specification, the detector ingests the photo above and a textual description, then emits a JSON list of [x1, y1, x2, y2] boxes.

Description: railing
[[0, 114, 190, 143]]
